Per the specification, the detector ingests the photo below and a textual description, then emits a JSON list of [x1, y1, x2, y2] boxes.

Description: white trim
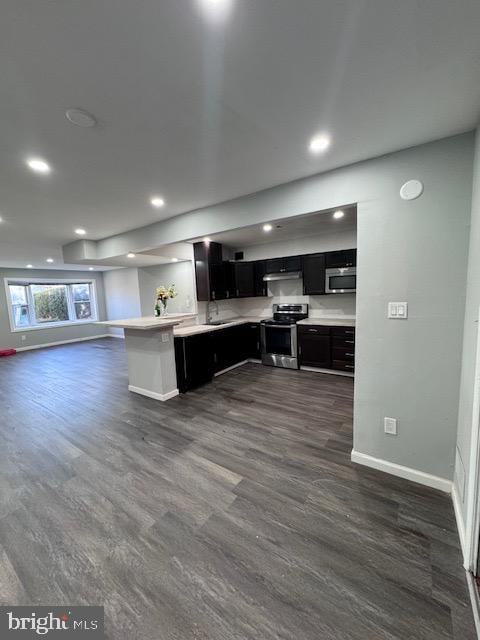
[[108, 332, 125, 339], [464, 305, 480, 572], [351, 450, 452, 493], [128, 385, 179, 402], [452, 483, 468, 565], [214, 360, 249, 376], [300, 365, 354, 378], [14, 334, 111, 352], [466, 571, 480, 639]]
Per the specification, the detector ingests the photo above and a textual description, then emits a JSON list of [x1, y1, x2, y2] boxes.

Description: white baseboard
[[14, 334, 111, 352], [452, 483, 467, 565], [214, 360, 249, 376], [466, 571, 480, 639], [300, 365, 354, 378], [128, 385, 179, 402], [351, 450, 452, 493]]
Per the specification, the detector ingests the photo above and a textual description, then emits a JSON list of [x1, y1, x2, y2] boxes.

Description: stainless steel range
[[260, 303, 308, 369]]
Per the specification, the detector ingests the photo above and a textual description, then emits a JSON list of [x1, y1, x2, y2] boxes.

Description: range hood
[[263, 271, 302, 282]]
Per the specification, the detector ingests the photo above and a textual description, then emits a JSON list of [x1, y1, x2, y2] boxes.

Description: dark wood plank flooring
[[0, 338, 475, 639]]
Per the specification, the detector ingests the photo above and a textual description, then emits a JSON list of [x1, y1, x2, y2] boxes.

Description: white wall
[[138, 261, 196, 317], [103, 268, 142, 337], [455, 126, 480, 531], [0, 268, 107, 350]]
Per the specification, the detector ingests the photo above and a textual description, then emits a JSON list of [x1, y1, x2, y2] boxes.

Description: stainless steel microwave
[[325, 267, 356, 294]]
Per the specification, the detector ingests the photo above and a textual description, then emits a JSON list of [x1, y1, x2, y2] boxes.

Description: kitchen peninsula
[[98, 313, 195, 401]]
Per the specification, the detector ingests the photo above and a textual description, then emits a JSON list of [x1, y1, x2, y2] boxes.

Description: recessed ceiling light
[[46, 258, 54, 263], [75, 228, 87, 235], [199, 0, 232, 21], [26, 157, 51, 174], [26, 264, 33, 269], [150, 196, 165, 208], [309, 134, 331, 154], [89, 267, 94, 271], [171, 258, 179, 262], [333, 210, 344, 219], [263, 223, 273, 232], [203, 237, 211, 243], [65, 108, 97, 128], [127, 252, 136, 258]]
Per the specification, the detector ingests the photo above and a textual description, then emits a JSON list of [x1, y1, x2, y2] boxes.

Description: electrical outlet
[[384, 417, 397, 435], [161, 332, 169, 343], [21, 335, 27, 341]]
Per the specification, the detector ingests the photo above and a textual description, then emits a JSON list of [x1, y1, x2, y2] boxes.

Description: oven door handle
[[264, 324, 296, 329]]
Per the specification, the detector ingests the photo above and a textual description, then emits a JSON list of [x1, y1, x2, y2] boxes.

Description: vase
[[161, 300, 168, 316]]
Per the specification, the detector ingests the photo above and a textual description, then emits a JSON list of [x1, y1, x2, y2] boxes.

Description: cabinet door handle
[[308, 328, 318, 333], [345, 364, 354, 369], [226, 290, 229, 298], [298, 345, 302, 355], [346, 353, 354, 357], [345, 340, 354, 344], [236, 289, 239, 297], [212, 291, 216, 300]]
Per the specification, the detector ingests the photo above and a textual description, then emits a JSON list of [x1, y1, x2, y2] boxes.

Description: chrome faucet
[[206, 301, 218, 324]]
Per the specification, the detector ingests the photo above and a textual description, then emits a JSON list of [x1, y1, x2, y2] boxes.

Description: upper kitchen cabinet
[[324, 249, 357, 268], [265, 256, 302, 274], [194, 241, 227, 301], [302, 253, 326, 295], [254, 261, 268, 297], [228, 262, 256, 298]]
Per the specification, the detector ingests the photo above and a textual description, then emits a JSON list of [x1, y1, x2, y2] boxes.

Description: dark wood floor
[[0, 338, 475, 639]]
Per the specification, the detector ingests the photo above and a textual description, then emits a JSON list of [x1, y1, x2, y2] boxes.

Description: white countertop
[[97, 313, 196, 330], [174, 316, 263, 337], [297, 318, 356, 327], [173, 315, 355, 337]]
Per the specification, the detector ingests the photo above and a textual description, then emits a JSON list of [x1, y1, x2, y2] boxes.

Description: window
[[5, 279, 98, 331]]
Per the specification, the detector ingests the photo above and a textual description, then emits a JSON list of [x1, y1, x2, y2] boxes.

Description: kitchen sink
[[206, 320, 231, 326]]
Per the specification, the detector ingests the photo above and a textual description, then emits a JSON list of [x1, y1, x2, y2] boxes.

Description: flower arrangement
[[155, 284, 177, 316]]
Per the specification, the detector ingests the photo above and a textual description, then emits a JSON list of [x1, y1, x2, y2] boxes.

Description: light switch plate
[[161, 333, 169, 343], [388, 302, 408, 319], [384, 417, 397, 435]]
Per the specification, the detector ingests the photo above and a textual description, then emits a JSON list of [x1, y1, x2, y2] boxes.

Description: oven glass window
[[328, 275, 356, 290], [265, 327, 292, 356]]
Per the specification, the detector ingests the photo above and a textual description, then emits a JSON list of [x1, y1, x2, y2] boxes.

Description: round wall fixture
[[65, 108, 97, 128], [400, 179, 424, 201]]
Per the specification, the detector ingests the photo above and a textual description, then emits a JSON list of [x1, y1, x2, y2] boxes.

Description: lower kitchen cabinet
[[212, 325, 249, 373], [174, 333, 215, 393], [298, 325, 331, 368], [298, 324, 355, 372], [245, 323, 261, 359]]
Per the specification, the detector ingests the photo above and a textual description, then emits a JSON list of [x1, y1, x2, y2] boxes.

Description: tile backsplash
[[197, 279, 355, 322]]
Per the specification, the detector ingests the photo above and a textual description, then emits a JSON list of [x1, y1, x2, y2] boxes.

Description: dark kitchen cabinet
[[330, 326, 355, 373], [229, 262, 255, 298], [194, 241, 227, 301], [245, 323, 261, 359], [212, 325, 248, 373], [325, 249, 357, 269], [298, 325, 331, 368], [265, 255, 301, 274], [254, 261, 268, 297], [174, 332, 215, 392], [302, 253, 326, 295]]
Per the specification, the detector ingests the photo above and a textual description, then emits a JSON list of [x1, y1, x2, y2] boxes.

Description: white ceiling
[[1, 0, 480, 269], [190, 206, 357, 248]]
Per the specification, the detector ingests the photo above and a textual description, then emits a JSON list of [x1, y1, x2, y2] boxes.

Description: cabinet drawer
[[332, 359, 355, 372], [331, 326, 355, 337], [298, 325, 330, 336], [332, 347, 355, 361], [332, 336, 355, 349]]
